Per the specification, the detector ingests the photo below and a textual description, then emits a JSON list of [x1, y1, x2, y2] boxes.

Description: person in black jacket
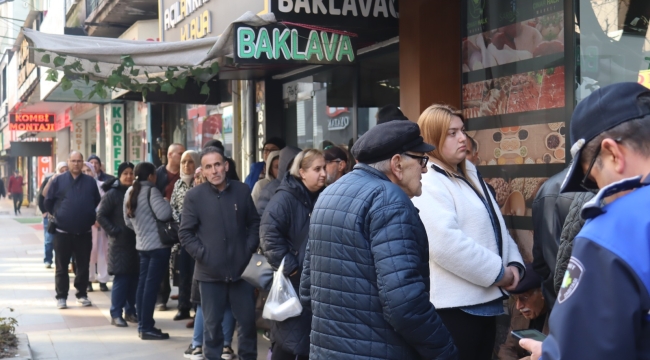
[[261, 149, 326, 360], [179, 146, 260, 360], [38, 162, 68, 269], [45, 151, 101, 310], [97, 162, 138, 328], [204, 139, 240, 181], [531, 168, 575, 309]]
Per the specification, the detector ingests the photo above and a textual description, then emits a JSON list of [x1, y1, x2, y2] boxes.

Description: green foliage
[[0, 307, 18, 358], [37, 49, 220, 101]]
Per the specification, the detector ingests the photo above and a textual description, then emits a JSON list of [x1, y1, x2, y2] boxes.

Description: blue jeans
[[136, 247, 171, 333], [200, 280, 257, 360], [110, 273, 138, 319], [193, 303, 235, 348], [43, 217, 54, 264]]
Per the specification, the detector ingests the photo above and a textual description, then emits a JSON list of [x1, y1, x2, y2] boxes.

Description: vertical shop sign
[[71, 119, 86, 153], [256, 81, 265, 161], [37, 157, 51, 188], [104, 104, 125, 177]]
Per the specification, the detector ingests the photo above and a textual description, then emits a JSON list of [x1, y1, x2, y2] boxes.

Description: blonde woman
[[412, 104, 524, 360], [260, 149, 326, 360]]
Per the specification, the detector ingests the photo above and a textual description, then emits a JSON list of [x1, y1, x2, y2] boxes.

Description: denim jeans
[[200, 280, 257, 360], [110, 273, 138, 319], [193, 302, 235, 348], [43, 217, 54, 264], [53, 232, 92, 299], [136, 247, 171, 333]]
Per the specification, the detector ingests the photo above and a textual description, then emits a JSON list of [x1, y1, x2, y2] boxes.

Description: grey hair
[[580, 115, 650, 168], [367, 159, 392, 173]]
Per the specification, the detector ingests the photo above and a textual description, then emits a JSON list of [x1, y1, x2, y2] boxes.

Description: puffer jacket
[[553, 191, 594, 294], [300, 164, 457, 360], [123, 181, 172, 251], [261, 173, 320, 356], [97, 181, 138, 275], [256, 146, 301, 216]]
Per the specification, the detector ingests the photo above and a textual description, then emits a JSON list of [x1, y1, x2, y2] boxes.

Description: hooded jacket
[[261, 173, 320, 355], [97, 181, 138, 275], [251, 150, 280, 207], [300, 164, 457, 360], [179, 180, 260, 282], [256, 146, 301, 216]]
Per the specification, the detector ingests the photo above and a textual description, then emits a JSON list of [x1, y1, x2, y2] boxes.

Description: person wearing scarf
[[82, 161, 110, 292]]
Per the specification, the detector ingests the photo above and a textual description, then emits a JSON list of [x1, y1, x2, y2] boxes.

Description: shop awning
[[22, 11, 277, 84]]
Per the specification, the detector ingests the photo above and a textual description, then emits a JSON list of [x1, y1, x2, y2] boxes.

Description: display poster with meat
[[484, 177, 549, 218]]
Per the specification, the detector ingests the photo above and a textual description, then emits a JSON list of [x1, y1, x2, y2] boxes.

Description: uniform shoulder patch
[[558, 257, 585, 304]]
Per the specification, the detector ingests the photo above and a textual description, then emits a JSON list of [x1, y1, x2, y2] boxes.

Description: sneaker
[[44, 262, 52, 269], [190, 346, 204, 360], [221, 346, 234, 360], [155, 303, 167, 311], [183, 344, 196, 359], [76, 297, 92, 307], [87, 283, 94, 292], [57, 298, 67, 309], [262, 330, 271, 341]]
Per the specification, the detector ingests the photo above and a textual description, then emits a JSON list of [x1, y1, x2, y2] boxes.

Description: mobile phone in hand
[[511, 329, 547, 342]]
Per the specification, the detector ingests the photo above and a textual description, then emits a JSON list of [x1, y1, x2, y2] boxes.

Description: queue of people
[[39, 85, 650, 360]]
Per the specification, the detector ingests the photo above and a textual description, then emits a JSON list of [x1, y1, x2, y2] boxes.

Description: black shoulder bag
[[146, 187, 179, 246], [47, 176, 79, 234]]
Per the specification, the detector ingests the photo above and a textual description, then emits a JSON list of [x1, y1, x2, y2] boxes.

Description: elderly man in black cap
[[323, 145, 348, 185], [521, 82, 650, 359], [87, 155, 115, 182], [498, 264, 548, 360], [300, 120, 457, 360]]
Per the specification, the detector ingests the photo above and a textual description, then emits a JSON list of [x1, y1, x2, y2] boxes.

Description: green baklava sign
[[234, 24, 356, 64]]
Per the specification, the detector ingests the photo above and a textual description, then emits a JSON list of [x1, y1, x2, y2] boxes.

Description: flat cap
[[510, 263, 542, 294], [352, 120, 435, 164], [324, 146, 348, 162]]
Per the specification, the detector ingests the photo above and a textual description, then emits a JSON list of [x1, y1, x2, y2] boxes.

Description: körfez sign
[[9, 114, 55, 132], [234, 24, 356, 65]]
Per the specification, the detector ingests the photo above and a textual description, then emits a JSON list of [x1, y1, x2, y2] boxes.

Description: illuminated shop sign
[[9, 114, 56, 132], [234, 24, 356, 65]]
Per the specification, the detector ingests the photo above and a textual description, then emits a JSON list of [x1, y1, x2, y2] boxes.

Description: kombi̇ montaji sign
[[9, 114, 55, 132], [234, 24, 356, 65]]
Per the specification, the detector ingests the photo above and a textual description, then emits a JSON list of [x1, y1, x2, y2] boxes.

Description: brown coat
[[498, 302, 550, 360]]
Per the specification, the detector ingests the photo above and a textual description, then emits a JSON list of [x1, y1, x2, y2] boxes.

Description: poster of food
[[467, 122, 566, 166], [463, 11, 564, 73], [462, 66, 565, 119], [485, 177, 549, 217]]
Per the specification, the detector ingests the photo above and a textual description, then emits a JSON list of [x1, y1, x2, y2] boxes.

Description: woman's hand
[[494, 266, 514, 288], [504, 265, 521, 291]]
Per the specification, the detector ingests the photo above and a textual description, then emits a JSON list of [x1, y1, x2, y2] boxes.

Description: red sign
[[37, 157, 51, 187], [9, 113, 56, 132]]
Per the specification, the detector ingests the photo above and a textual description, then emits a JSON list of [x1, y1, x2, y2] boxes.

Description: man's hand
[[494, 266, 514, 288], [504, 265, 521, 291], [519, 339, 542, 360]]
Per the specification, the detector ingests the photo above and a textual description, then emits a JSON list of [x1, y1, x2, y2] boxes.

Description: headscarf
[[83, 161, 97, 179], [181, 150, 200, 186], [55, 162, 68, 173]]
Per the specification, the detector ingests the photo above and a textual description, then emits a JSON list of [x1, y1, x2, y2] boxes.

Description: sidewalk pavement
[[0, 198, 271, 360]]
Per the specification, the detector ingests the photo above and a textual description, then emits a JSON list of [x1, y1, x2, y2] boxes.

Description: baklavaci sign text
[[234, 24, 356, 64]]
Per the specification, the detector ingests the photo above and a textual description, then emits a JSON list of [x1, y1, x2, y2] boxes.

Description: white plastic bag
[[262, 257, 303, 321]]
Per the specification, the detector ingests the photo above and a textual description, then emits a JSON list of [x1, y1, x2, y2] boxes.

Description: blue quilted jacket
[[300, 164, 458, 360]]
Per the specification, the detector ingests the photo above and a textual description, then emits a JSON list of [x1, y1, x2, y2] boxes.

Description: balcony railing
[[86, 0, 107, 19]]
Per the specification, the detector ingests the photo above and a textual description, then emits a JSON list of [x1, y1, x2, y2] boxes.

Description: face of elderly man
[[513, 288, 546, 320]]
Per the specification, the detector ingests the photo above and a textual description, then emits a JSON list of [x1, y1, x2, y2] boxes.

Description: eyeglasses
[[403, 153, 429, 168], [326, 159, 342, 165], [580, 137, 622, 191], [263, 147, 279, 153]]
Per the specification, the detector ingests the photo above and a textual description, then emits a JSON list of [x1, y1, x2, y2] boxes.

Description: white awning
[[22, 11, 276, 84]]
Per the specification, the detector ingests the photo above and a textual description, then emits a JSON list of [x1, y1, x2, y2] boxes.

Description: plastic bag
[[262, 257, 303, 321]]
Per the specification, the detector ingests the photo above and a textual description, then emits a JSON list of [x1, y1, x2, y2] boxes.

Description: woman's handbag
[[242, 249, 274, 290], [147, 187, 179, 246]]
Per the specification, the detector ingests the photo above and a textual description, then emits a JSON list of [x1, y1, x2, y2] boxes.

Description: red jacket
[[8, 175, 24, 194]]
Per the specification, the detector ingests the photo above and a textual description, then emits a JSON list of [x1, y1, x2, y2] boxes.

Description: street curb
[[14, 333, 33, 360]]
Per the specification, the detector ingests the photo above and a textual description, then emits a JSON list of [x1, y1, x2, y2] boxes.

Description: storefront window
[[126, 101, 148, 164], [461, 0, 568, 232], [575, 0, 650, 101], [185, 104, 234, 157], [358, 51, 399, 136]]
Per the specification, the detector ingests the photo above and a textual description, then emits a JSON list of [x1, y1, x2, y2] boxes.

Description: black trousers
[[271, 342, 308, 360], [53, 232, 92, 300], [156, 261, 171, 306], [200, 280, 257, 360], [177, 246, 194, 311], [436, 308, 497, 360], [12, 193, 23, 213]]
